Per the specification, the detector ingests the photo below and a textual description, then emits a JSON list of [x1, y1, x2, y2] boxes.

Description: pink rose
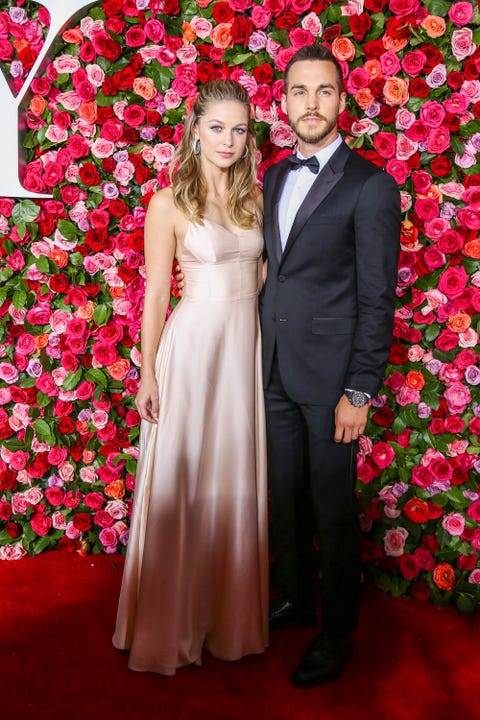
[[386, 158, 409, 185], [0, 544, 27, 560], [99, 527, 118, 553], [401, 50, 427, 78], [411, 466, 432, 488], [423, 247, 446, 271], [0, 363, 19, 384], [30, 512, 52, 536], [444, 383, 471, 414], [468, 569, 480, 584], [457, 207, 480, 230], [270, 121, 296, 148], [448, 2, 474, 27], [289, 27, 315, 50], [373, 132, 397, 159], [415, 198, 439, 220], [145, 18, 165, 43], [371, 442, 396, 469], [426, 126, 450, 154], [442, 512, 466, 536], [430, 458, 453, 481], [251, 6, 271, 29], [84, 492, 105, 510], [53, 54, 80, 73], [384, 527, 409, 557], [420, 101, 445, 128], [451, 28, 475, 61]]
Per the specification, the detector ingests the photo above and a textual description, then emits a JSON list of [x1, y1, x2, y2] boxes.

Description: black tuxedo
[[261, 141, 400, 635]]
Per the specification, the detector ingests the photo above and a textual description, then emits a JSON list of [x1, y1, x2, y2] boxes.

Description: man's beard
[[290, 114, 337, 145]]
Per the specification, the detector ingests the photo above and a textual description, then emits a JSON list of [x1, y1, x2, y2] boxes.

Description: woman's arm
[[136, 190, 177, 424]]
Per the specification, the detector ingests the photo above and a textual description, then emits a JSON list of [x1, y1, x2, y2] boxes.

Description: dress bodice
[[177, 218, 263, 301]]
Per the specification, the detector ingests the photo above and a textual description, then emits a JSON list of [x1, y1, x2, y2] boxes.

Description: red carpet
[[1, 552, 479, 720]]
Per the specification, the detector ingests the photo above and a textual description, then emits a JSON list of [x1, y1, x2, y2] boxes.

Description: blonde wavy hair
[[170, 80, 259, 229]]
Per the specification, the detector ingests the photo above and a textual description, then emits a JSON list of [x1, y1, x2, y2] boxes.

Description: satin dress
[[113, 218, 269, 675]]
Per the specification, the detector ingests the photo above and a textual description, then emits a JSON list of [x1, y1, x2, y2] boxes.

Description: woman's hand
[[135, 376, 160, 424]]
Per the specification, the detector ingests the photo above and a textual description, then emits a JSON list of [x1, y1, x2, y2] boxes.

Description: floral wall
[[0, 0, 479, 611]]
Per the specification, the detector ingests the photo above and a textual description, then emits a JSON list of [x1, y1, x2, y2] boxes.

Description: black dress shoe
[[269, 598, 317, 629], [291, 632, 352, 687]]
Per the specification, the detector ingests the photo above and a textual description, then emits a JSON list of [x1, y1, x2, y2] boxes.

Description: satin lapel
[[280, 142, 351, 266], [268, 161, 290, 265]]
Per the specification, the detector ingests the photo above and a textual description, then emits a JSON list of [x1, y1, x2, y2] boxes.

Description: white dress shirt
[[278, 134, 343, 251]]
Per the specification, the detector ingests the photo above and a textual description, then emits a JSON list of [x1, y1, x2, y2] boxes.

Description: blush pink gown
[[112, 218, 269, 675]]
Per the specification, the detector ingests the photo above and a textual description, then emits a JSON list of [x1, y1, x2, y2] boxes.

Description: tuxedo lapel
[[280, 142, 351, 266]]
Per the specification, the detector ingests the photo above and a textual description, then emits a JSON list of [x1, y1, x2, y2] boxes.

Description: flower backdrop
[[0, 0, 479, 610]]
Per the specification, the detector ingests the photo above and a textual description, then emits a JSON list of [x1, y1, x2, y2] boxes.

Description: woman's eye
[[210, 125, 222, 132], [234, 127, 246, 134]]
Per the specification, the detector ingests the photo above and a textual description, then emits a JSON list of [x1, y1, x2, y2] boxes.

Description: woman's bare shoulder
[[146, 186, 176, 216]]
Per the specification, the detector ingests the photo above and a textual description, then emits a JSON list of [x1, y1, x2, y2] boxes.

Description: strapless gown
[[112, 218, 269, 675]]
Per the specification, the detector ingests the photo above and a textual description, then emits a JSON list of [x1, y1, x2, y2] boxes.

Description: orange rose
[[182, 21, 196, 43], [355, 88, 375, 110], [77, 301, 96, 322], [447, 311, 471, 334], [196, 0, 214, 6], [34, 333, 49, 351], [433, 563, 455, 591], [383, 77, 409, 107], [30, 95, 47, 116], [62, 28, 84, 44], [417, 185, 443, 203], [405, 371, 425, 390], [78, 101, 97, 124], [421, 15, 446, 39], [108, 359, 130, 381], [48, 248, 69, 268], [463, 239, 480, 258], [105, 479, 125, 499], [75, 420, 90, 434], [211, 22, 233, 49], [133, 77, 157, 101], [109, 286, 123, 298], [363, 59, 382, 80], [383, 36, 408, 52], [13, 38, 28, 53], [332, 37, 355, 62]]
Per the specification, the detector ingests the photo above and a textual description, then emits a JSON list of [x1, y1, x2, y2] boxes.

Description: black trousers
[[264, 354, 361, 637]]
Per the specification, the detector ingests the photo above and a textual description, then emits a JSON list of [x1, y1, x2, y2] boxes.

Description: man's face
[[281, 60, 346, 149]]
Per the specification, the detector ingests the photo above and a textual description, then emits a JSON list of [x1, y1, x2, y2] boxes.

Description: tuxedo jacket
[[260, 141, 401, 406]]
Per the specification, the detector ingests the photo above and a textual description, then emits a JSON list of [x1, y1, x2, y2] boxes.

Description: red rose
[[212, 1, 234, 22], [430, 155, 452, 178], [409, 78, 430, 97], [457, 554, 477, 571], [410, 581, 430, 600], [49, 274, 70, 293], [434, 329, 459, 352], [323, 24, 342, 42], [422, 534, 440, 552], [162, 0, 180, 13], [349, 13, 372, 41], [275, 12, 298, 30], [85, 228, 108, 251], [108, 200, 128, 218], [252, 63, 274, 84], [103, 0, 123, 16], [371, 406, 395, 428], [419, 43, 443, 73], [114, 66, 137, 90], [365, 0, 387, 10], [58, 537, 81, 553], [79, 162, 101, 186], [398, 554, 420, 580], [403, 498, 430, 523], [72, 513, 93, 531], [363, 38, 384, 58], [18, 46, 37, 69], [102, 77, 118, 95], [101, 119, 124, 142], [447, 70, 464, 90], [5, 519, 20, 538], [30, 512, 52, 537], [58, 417, 75, 434], [388, 343, 409, 364]]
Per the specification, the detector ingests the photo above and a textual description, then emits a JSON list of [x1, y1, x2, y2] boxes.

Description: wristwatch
[[345, 389, 370, 407]]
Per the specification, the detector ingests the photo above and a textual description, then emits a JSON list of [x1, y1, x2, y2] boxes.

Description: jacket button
[[278, 274, 286, 282]]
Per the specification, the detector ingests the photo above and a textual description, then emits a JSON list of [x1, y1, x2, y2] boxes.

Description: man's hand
[[174, 262, 185, 295], [334, 394, 369, 443]]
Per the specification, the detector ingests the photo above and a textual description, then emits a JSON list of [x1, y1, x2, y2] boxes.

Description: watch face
[[348, 390, 368, 407]]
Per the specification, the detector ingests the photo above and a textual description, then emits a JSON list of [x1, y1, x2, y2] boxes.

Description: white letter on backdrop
[[0, 0, 97, 199]]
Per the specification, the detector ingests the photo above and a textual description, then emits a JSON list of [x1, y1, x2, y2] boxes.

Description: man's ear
[[281, 93, 287, 115], [339, 91, 347, 114]]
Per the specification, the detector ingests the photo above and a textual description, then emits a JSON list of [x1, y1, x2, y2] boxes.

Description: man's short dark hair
[[284, 45, 344, 95]]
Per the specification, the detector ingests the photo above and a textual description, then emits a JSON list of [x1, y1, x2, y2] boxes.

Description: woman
[[113, 80, 268, 675]]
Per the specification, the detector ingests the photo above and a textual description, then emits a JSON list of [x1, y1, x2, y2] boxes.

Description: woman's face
[[194, 100, 249, 170]]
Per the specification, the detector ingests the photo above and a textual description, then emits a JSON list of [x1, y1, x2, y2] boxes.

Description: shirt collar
[[297, 134, 343, 168]]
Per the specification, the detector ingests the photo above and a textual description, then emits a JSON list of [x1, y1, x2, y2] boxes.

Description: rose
[[384, 527, 408, 557], [433, 563, 456, 591], [371, 442, 396, 469], [403, 498, 429, 523], [449, 2, 475, 28], [444, 383, 472, 414], [451, 28, 475, 62]]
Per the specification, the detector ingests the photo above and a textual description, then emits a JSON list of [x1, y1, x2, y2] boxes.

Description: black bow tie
[[288, 154, 320, 174]]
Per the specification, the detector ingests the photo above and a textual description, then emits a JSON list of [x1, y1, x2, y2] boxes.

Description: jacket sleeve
[[343, 171, 401, 396]]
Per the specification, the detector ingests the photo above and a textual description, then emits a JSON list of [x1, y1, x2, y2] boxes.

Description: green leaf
[[85, 368, 108, 388], [63, 367, 83, 392], [429, 0, 453, 16], [455, 594, 477, 614], [93, 304, 111, 326], [35, 255, 50, 273], [424, 324, 440, 343], [57, 220, 78, 241], [34, 419, 53, 441], [450, 135, 465, 156], [11, 200, 40, 225], [12, 287, 27, 311], [148, 62, 175, 94]]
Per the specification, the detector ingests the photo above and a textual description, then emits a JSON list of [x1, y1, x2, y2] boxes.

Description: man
[[261, 44, 400, 687]]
